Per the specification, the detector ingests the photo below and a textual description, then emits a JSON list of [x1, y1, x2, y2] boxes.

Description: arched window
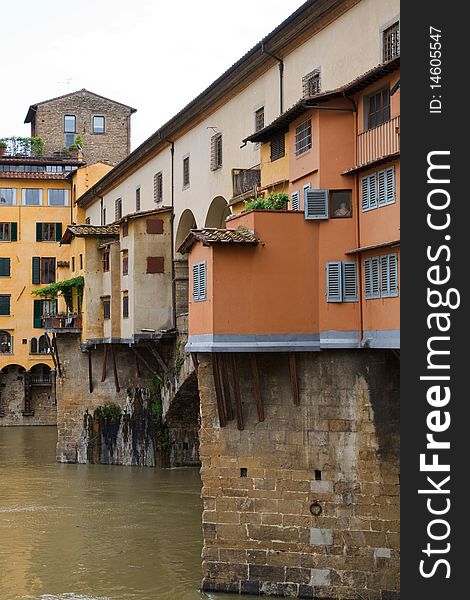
[[0, 331, 12, 354], [38, 335, 48, 354], [30, 337, 38, 354]]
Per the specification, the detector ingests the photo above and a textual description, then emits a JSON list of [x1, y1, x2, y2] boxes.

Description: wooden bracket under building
[[147, 345, 169, 374], [110, 344, 120, 393], [250, 353, 265, 422], [230, 353, 244, 431], [101, 344, 108, 382], [132, 347, 159, 376], [219, 354, 233, 422], [211, 353, 226, 427], [88, 348, 93, 393], [288, 352, 300, 405]]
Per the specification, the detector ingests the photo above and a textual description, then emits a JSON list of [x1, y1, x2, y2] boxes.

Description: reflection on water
[[0, 427, 243, 600]]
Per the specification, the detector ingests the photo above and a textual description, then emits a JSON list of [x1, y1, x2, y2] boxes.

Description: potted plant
[[0, 140, 7, 156], [69, 135, 84, 159], [244, 192, 289, 212]]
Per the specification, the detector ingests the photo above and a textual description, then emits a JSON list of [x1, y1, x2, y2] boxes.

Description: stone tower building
[[24, 89, 137, 165]]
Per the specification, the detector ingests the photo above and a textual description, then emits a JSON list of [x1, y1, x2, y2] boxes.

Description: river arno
[[0, 427, 245, 600]]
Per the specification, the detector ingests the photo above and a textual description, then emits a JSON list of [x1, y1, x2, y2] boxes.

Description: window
[[0, 330, 12, 353], [364, 254, 398, 299], [71, 256, 75, 272], [270, 133, 285, 161], [366, 88, 390, 129], [32, 257, 56, 284], [102, 249, 110, 272], [255, 107, 265, 132], [93, 115, 105, 134], [115, 198, 122, 220], [330, 190, 352, 218], [383, 22, 400, 62], [64, 114, 76, 148], [135, 187, 141, 211], [326, 261, 358, 302], [361, 167, 395, 211], [147, 256, 164, 273], [192, 261, 207, 302], [103, 297, 111, 320], [154, 172, 163, 203], [302, 69, 321, 97], [22, 189, 42, 206], [304, 188, 328, 220], [210, 134, 223, 171], [85, 217, 91, 225], [30, 337, 38, 354], [48, 189, 68, 206], [291, 191, 300, 211], [0, 222, 17, 242], [0, 258, 11, 277], [102, 207, 106, 226], [38, 335, 49, 354], [295, 119, 312, 155], [183, 156, 190, 188], [0, 296, 11, 317], [122, 250, 128, 276], [42, 299, 57, 318], [122, 221, 128, 237], [0, 188, 16, 205], [122, 292, 129, 318], [79, 254, 83, 270], [36, 222, 62, 242]]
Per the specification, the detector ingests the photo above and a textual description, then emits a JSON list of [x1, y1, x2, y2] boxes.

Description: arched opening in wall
[[30, 337, 38, 354], [204, 196, 231, 228], [38, 335, 49, 354], [0, 331, 12, 354], [30, 363, 52, 385], [0, 364, 26, 416], [174, 209, 197, 319]]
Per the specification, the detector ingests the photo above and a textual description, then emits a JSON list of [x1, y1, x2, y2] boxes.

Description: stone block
[[310, 568, 331, 586], [309, 528, 333, 546]]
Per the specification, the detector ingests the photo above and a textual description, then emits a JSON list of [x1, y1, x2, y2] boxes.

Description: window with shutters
[[270, 133, 285, 161], [103, 297, 111, 320], [0, 222, 12, 241], [183, 155, 190, 188], [364, 253, 398, 299], [192, 261, 207, 302], [330, 190, 352, 218], [40, 258, 56, 284], [0, 296, 11, 317], [302, 69, 321, 98], [122, 221, 128, 237], [154, 171, 163, 203], [291, 191, 300, 211], [135, 187, 141, 211], [0, 188, 16, 206], [210, 134, 223, 171], [326, 261, 358, 302], [102, 249, 110, 272], [255, 107, 265, 132], [115, 198, 122, 220], [0, 258, 11, 277], [37, 222, 62, 242], [122, 292, 129, 319], [48, 189, 68, 206], [22, 188, 42, 206], [383, 22, 400, 62], [361, 167, 395, 211], [295, 119, 312, 155], [304, 189, 328, 220], [0, 330, 12, 353], [122, 250, 128, 276], [366, 88, 390, 130]]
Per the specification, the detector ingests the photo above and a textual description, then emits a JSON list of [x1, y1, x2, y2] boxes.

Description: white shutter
[[291, 191, 300, 211], [326, 262, 342, 302], [305, 189, 328, 220], [342, 262, 358, 302]]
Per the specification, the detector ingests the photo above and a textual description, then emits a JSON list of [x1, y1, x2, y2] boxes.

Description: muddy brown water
[[0, 427, 253, 600]]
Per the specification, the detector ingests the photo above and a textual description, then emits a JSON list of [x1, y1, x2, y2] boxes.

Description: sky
[[1, 0, 306, 150]]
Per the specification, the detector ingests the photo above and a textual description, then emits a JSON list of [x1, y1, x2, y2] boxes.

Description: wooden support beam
[[44, 332, 59, 376], [52, 333, 62, 377], [147, 345, 169, 374], [88, 349, 93, 394], [110, 344, 120, 393], [219, 353, 233, 421], [135, 351, 141, 377], [191, 352, 199, 374], [132, 347, 159, 376], [101, 344, 108, 382], [250, 353, 265, 422], [211, 353, 226, 427], [230, 353, 244, 430], [289, 352, 300, 405]]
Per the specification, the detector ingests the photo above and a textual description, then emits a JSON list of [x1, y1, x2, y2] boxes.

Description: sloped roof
[[115, 206, 172, 224], [25, 88, 137, 123], [178, 227, 259, 254], [61, 224, 120, 244]]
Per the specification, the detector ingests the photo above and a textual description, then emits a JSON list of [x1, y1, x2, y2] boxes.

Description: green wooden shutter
[[36, 223, 43, 242], [326, 261, 342, 302], [10, 222, 17, 241], [0, 295, 10, 316], [342, 262, 358, 302], [55, 222, 63, 241], [32, 257, 41, 284], [0, 258, 10, 277], [305, 189, 329, 220], [33, 299, 43, 328]]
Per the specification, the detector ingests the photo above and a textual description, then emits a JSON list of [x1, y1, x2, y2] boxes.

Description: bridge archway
[[175, 209, 197, 253], [204, 196, 230, 228]]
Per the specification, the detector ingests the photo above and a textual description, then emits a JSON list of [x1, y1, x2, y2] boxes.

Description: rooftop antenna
[[57, 77, 73, 93]]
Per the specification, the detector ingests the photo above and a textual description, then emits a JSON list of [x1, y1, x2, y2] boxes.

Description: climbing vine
[[32, 276, 84, 312]]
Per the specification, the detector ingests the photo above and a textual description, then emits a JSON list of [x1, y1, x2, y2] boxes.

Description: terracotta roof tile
[[178, 226, 259, 254], [61, 224, 120, 244], [0, 172, 68, 180]]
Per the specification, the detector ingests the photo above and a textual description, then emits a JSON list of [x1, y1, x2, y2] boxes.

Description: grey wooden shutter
[[305, 189, 328, 220], [10, 222, 17, 241], [199, 261, 207, 300], [388, 254, 398, 296], [380, 255, 389, 296], [291, 191, 300, 211], [326, 261, 342, 302], [377, 169, 386, 206], [32, 256, 41, 284], [361, 176, 369, 211], [368, 174, 377, 209], [192, 263, 200, 301], [342, 262, 358, 301], [385, 167, 395, 203], [364, 257, 380, 299]]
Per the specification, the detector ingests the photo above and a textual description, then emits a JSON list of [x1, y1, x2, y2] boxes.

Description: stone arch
[[204, 196, 231, 228], [0, 363, 26, 374], [175, 209, 197, 253]]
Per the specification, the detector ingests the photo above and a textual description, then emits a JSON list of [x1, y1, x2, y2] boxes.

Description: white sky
[[1, 0, 306, 149]]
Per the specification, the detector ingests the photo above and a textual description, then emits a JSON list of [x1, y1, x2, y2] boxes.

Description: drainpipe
[[261, 42, 284, 114], [166, 140, 176, 330], [99, 196, 104, 225]]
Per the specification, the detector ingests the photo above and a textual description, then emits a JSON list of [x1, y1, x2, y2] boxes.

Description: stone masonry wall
[[34, 90, 133, 165], [197, 350, 400, 599]]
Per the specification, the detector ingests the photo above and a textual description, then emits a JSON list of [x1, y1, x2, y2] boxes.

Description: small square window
[[302, 69, 321, 98], [330, 190, 352, 218], [383, 22, 400, 62], [93, 115, 105, 134]]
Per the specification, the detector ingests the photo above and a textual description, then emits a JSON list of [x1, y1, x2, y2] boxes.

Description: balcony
[[356, 115, 400, 169], [30, 373, 52, 385], [43, 314, 82, 333], [232, 168, 261, 198]]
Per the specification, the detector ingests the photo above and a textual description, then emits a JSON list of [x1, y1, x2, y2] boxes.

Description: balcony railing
[[30, 374, 52, 385], [43, 314, 82, 332], [356, 115, 400, 168]]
